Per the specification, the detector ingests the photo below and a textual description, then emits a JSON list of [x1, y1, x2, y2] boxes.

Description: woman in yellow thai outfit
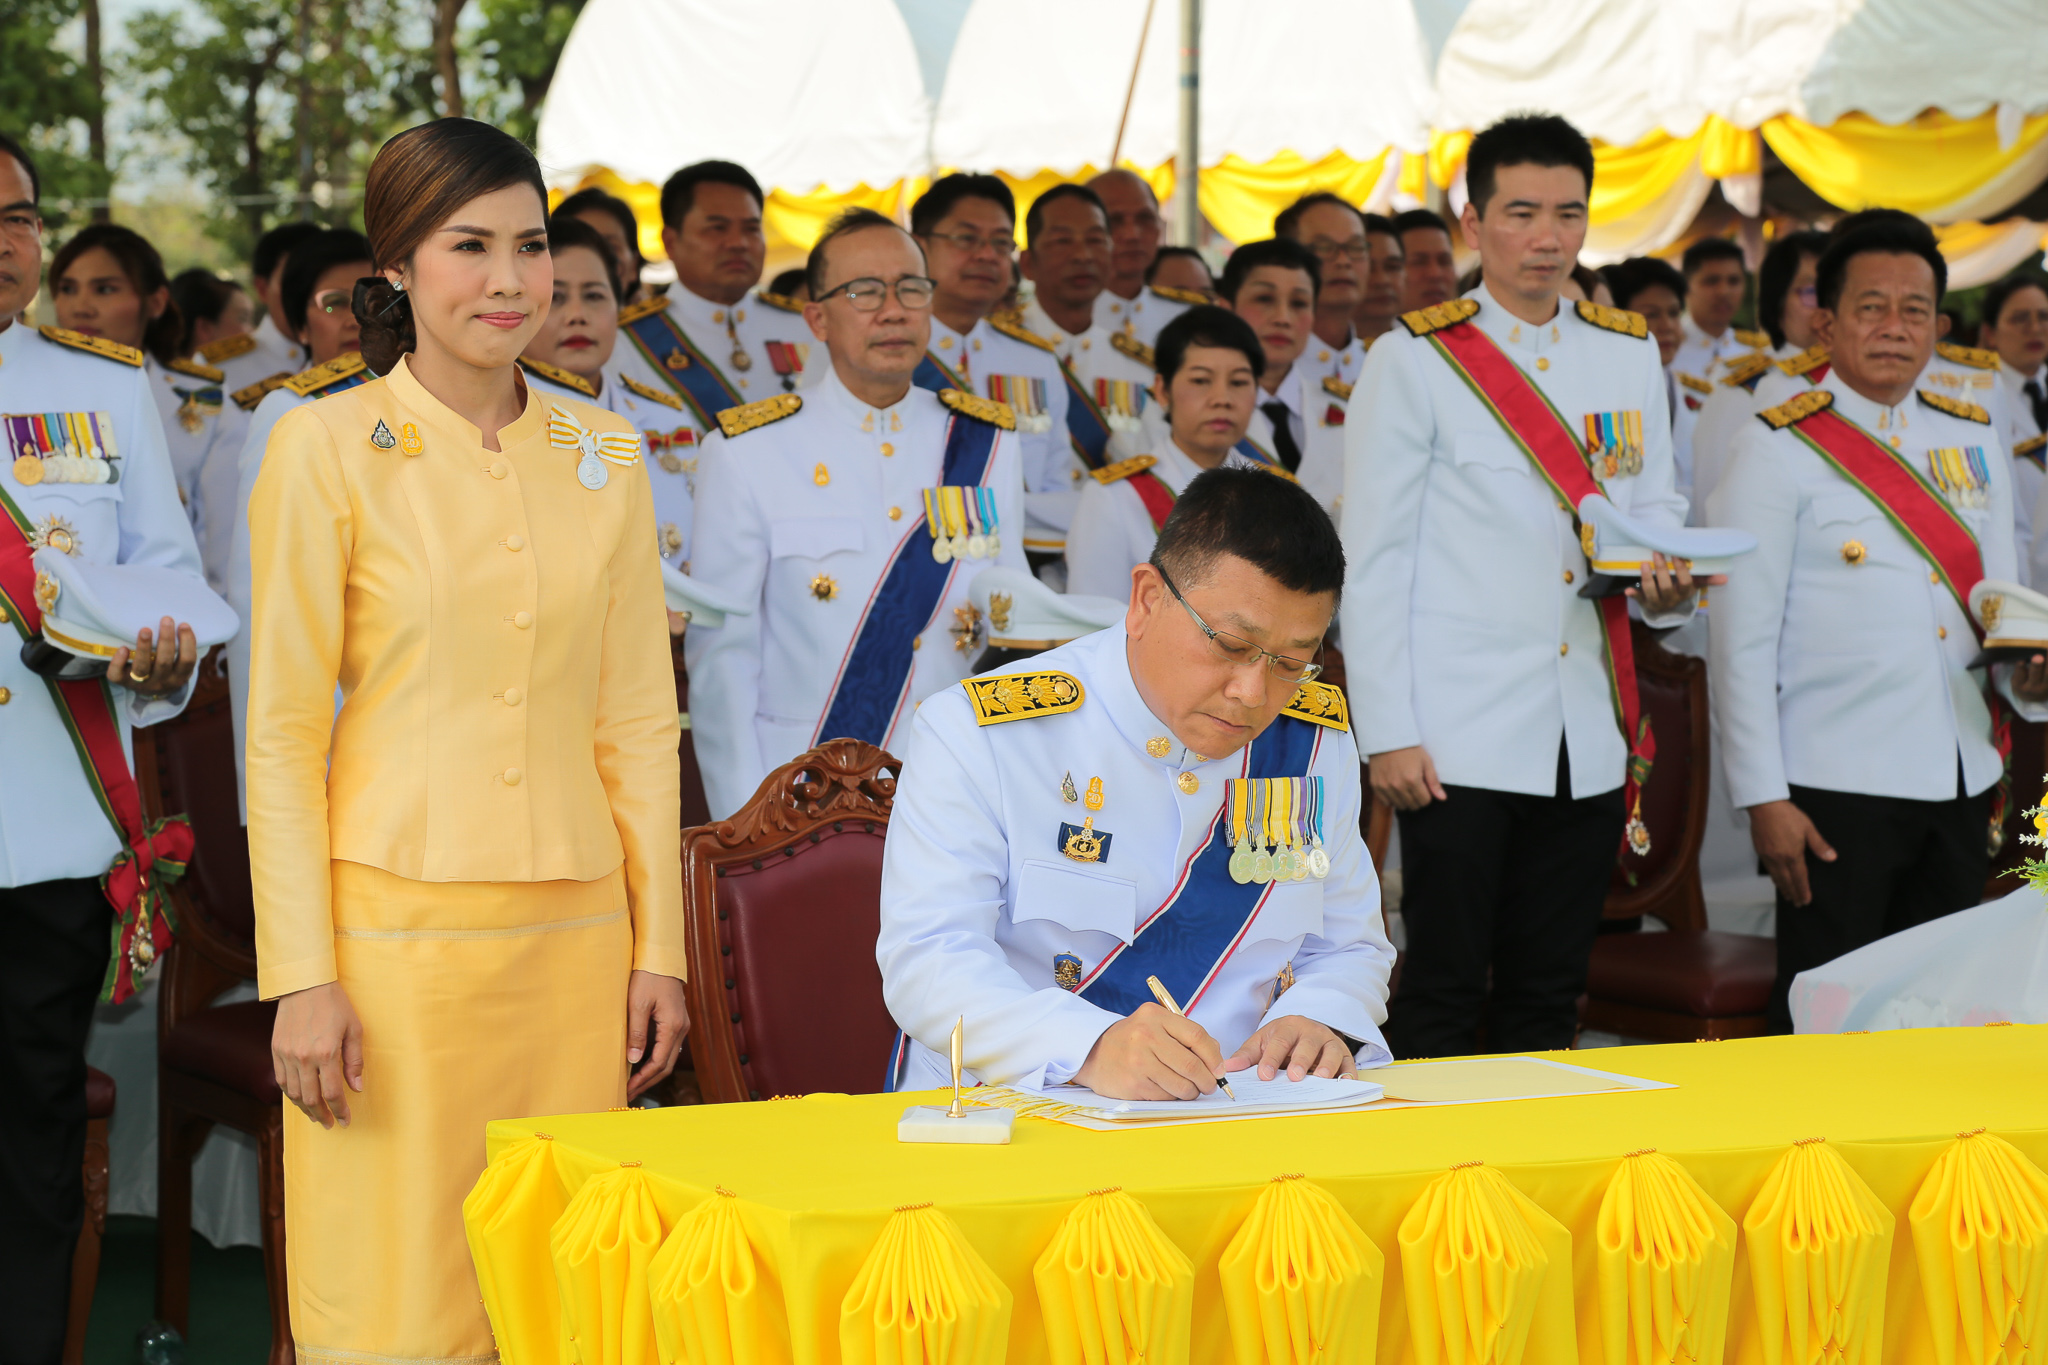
[[248, 119, 689, 1362]]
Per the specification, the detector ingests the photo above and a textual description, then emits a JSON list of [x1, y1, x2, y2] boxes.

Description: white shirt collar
[[1821, 368, 1915, 440], [669, 282, 754, 333], [1259, 365, 1307, 419], [1088, 625, 1212, 771], [818, 364, 916, 428], [1472, 281, 1565, 357]]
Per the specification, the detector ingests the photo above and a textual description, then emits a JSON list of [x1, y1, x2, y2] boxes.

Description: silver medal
[[577, 453, 608, 490], [932, 537, 953, 564]]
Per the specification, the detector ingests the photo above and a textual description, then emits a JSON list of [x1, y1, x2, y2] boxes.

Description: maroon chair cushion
[[717, 826, 896, 1100], [85, 1065, 116, 1120], [1587, 929, 1776, 1018], [162, 999, 281, 1101]]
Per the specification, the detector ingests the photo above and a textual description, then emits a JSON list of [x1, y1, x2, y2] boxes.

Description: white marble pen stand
[[898, 1105, 1015, 1144]]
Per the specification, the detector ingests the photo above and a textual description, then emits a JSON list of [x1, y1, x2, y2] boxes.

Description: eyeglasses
[[923, 229, 1015, 256], [822, 275, 936, 311], [1156, 563, 1322, 683], [313, 290, 352, 316], [1307, 239, 1370, 262]]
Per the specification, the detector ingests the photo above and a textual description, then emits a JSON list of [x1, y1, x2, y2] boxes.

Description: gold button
[[1177, 771, 1199, 795], [1563, 569, 1574, 583], [712, 311, 724, 324], [503, 767, 523, 786], [1560, 643, 1570, 656], [489, 461, 508, 479], [1145, 736, 1172, 758], [0, 602, 9, 623], [1319, 350, 1331, 362], [912, 636, 922, 650], [0, 686, 10, 704], [505, 534, 525, 551], [1536, 356, 1550, 371], [1939, 626, 1948, 639], [889, 506, 902, 520], [513, 611, 533, 629], [1930, 571, 1940, 584], [880, 442, 894, 456], [502, 687, 523, 707], [739, 378, 749, 388], [1889, 435, 1902, 449]]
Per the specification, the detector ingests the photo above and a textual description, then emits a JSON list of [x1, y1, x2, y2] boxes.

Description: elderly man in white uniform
[[1084, 169, 1196, 351], [879, 466, 1392, 1096], [1017, 185, 1156, 452]]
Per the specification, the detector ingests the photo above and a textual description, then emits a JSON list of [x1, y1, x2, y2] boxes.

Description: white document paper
[[1009, 1073, 1385, 1121]]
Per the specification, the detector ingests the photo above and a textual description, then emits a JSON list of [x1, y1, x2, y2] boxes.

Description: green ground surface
[[87, 1217, 271, 1365]]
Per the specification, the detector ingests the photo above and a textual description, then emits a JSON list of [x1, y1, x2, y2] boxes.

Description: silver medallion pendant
[[577, 453, 609, 490]]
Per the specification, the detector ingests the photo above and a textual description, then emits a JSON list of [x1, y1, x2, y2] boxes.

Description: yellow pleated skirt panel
[[286, 859, 632, 1365]]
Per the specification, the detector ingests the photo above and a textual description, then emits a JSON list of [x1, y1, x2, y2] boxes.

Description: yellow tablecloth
[[465, 1028, 2048, 1365]]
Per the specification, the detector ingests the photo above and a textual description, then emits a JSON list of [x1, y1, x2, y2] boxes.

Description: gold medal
[[13, 454, 42, 485], [1060, 816, 1106, 863], [1084, 776, 1104, 810]]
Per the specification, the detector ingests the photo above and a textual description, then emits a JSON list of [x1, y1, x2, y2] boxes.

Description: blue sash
[[912, 350, 971, 396], [1234, 435, 1276, 466], [1078, 715, 1324, 1015], [814, 411, 1001, 745], [620, 308, 741, 429], [1060, 358, 1114, 471]]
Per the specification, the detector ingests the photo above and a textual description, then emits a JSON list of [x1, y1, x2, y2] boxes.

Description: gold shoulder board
[[1091, 454, 1158, 485], [1734, 328, 1771, 349], [197, 332, 257, 364], [1322, 376, 1354, 402], [2017, 434, 2048, 458], [167, 356, 225, 383], [1150, 284, 1213, 306], [716, 393, 802, 438], [1109, 331, 1155, 369], [986, 311, 1058, 353], [1678, 372, 1714, 395], [1937, 341, 1999, 370], [1398, 297, 1480, 337], [1281, 680, 1349, 731], [754, 290, 804, 313], [1918, 390, 1991, 424], [938, 387, 1016, 430], [1575, 300, 1649, 339], [618, 295, 669, 326], [519, 356, 596, 397], [620, 374, 684, 410], [40, 326, 143, 367], [1758, 388, 1835, 430], [1777, 344, 1830, 378], [232, 370, 294, 411], [282, 352, 368, 397], [962, 670, 1084, 725], [1720, 352, 1774, 388], [1257, 463, 1301, 484]]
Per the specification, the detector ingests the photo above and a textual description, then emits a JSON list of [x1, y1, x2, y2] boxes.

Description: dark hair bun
[[352, 276, 413, 376]]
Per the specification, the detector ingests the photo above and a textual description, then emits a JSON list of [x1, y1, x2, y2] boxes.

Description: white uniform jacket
[[1998, 361, 2045, 586], [685, 370, 1027, 818], [1338, 285, 1692, 798], [1065, 439, 1270, 602], [926, 313, 1075, 549], [1024, 299, 1155, 391], [1709, 372, 2044, 811], [1094, 285, 1194, 351], [147, 356, 224, 522], [608, 285, 819, 417], [1672, 315, 1763, 391], [195, 330, 306, 590], [1300, 331, 1369, 392], [1687, 342, 1804, 519], [877, 624, 1394, 1091], [0, 324, 205, 888]]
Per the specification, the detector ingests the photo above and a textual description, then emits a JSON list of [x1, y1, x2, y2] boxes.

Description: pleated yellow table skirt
[[465, 1026, 2048, 1365]]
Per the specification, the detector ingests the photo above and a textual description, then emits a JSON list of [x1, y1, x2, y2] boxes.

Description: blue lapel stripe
[[1061, 359, 1113, 470], [913, 351, 970, 395], [620, 309, 740, 429]]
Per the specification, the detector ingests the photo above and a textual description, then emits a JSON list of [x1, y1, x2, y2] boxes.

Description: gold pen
[[1145, 974, 1238, 1101]]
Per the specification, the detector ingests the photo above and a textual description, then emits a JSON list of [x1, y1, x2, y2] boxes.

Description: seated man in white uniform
[[879, 467, 1393, 1097]]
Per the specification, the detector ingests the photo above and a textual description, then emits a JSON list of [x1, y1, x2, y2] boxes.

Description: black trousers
[[1770, 783, 1989, 1032], [1387, 746, 1625, 1059], [0, 876, 112, 1365]]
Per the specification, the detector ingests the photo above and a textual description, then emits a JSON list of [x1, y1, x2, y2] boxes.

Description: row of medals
[[932, 530, 999, 564], [1229, 836, 1330, 885]]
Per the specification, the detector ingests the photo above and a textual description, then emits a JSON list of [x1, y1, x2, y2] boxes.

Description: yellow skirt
[[286, 859, 631, 1365]]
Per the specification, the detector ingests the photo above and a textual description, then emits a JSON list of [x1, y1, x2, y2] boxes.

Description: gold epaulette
[[1758, 388, 1835, 430], [938, 387, 1016, 430], [1918, 390, 1991, 424], [1281, 680, 1349, 731], [1109, 331, 1155, 369], [1091, 454, 1157, 485], [282, 352, 368, 397], [1150, 284, 1212, 306], [961, 670, 1084, 725], [1678, 372, 1713, 395], [1322, 376, 1354, 402], [232, 370, 294, 410], [2017, 434, 2048, 458], [39, 326, 143, 367], [1734, 328, 1770, 350], [755, 290, 804, 313], [987, 311, 1058, 354], [518, 356, 595, 397], [620, 374, 684, 410], [1777, 344, 1830, 378], [618, 295, 669, 326], [1720, 352, 1775, 388], [197, 332, 257, 364], [715, 393, 801, 438], [167, 356, 225, 383], [1399, 297, 1480, 337], [1575, 300, 1649, 339], [1937, 341, 1999, 371]]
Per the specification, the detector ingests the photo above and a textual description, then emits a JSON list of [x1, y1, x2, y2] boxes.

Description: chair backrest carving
[[1606, 624, 1710, 929]]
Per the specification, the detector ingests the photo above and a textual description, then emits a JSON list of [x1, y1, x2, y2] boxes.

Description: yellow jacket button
[[1560, 643, 1570, 656], [489, 461, 508, 479], [503, 767, 524, 786], [502, 687, 524, 707], [0, 686, 10, 704], [513, 611, 533, 629], [505, 534, 526, 552]]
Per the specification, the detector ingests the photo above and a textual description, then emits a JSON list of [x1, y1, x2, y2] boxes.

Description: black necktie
[[2026, 378, 2048, 434], [1260, 400, 1301, 472]]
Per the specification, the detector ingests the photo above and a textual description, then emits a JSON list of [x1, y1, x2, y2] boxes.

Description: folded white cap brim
[[1578, 493, 1757, 566], [661, 561, 752, 628], [31, 548, 238, 658]]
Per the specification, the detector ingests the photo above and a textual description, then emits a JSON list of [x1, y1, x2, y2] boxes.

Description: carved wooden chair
[[60, 1066, 114, 1365], [681, 739, 901, 1103], [135, 660, 292, 1365], [1580, 625, 1775, 1041]]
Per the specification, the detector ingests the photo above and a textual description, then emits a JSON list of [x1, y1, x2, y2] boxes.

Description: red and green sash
[[1422, 317, 1657, 837], [620, 307, 741, 430], [0, 484, 192, 1002]]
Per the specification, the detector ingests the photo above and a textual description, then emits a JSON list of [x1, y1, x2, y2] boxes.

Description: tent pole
[[1174, 0, 1199, 246], [1109, 0, 1158, 171]]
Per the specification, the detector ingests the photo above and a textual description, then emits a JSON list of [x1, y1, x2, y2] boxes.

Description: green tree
[[0, 0, 110, 219], [466, 0, 586, 145]]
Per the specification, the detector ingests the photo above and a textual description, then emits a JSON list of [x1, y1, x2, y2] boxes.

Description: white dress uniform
[[607, 284, 819, 416], [1339, 286, 1692, 797], [1688, 342, 1804, 519], [1708, 372, 2044, 813], [685, 371, 1027, 818], [0, 324, 205, 887], [145, 355, 226, 518], [195, 330, 308, 592], [1671, 315, 1766, 391], [1999, 361, 2046, 584], [1065, 440, 1270, 601], [1295, 374, 1351, 515], [1299, 330, 1369, 391], [877, 624, 1394, 1091], [1093, 284, 1197, 351], [924, 313, 1075, 556], [1023, 298, 1155, 392]]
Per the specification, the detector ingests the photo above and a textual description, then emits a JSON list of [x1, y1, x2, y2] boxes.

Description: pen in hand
[[1145, 974, 1237, 1101]]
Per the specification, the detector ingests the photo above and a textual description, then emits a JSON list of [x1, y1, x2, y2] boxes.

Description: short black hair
[[911, 173, 1015, 237], [1155, 303, 1265, 384], [1151, 466, 1343, 599], [1465, 113, 1594, 219], [1602, 256, 1687, 313], [279, 227, 372, 335], [1681, 238, 1746, 278], [805, 206, 920, 299], [252, 221, 321, 282], [1023, 183, 1106, 249], [768, 267, 808, 299], [1815, 217, 1947, 312], [1391, 208, 1452, 242], [1144, 244, 1212, 288], [1363, 212, 1401, 246], [0, 132, 40, 203], [1756, 229, 1828, 348], [1218, 237, 1321, 305], [546, 214, 622, 302], [1983, 271, 2048, 332], [659, 160, 763, 229], [554, 186, 644, 267], [168, 268, 242, 342], [1273, 192, 1365, 241]]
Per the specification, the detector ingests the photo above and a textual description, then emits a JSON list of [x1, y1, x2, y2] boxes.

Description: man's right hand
[[1749, 799, 1837, 907], [1369, 745, 1446, 811], [1074, 1003, 1228, 1100], [272, 980, 365, 1129]]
